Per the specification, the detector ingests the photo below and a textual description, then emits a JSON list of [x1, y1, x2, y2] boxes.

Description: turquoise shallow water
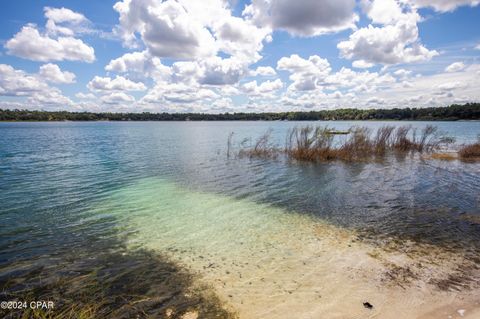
[[1, 121, 480, 318]]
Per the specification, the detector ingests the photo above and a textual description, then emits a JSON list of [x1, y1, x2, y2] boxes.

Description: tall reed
[[238, 129, 278, 159], [458, 138, 480, 160], [237, 125, 454, 162]]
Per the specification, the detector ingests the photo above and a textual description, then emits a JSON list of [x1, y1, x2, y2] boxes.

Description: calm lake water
[[1, 121, 480, 318]]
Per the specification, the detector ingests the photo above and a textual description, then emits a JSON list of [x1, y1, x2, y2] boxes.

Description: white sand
[[98, 178, 480, 319]]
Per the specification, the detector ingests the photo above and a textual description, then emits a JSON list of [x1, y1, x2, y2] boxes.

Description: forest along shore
[[1, 103, 479, 121]]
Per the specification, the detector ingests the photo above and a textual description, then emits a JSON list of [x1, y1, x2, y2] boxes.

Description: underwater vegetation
[[0, 247, 235, 319]]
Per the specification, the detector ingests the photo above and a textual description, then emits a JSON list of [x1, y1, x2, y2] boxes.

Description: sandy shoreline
[[104, 177, 480, 318]]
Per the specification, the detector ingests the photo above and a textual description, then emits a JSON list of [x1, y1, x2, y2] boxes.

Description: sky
[[0, 0, 479, 113]]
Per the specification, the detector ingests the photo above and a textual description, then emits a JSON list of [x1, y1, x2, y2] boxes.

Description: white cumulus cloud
[[338, 1, 439, 66], [251, 66, 277, 76], [87, 76, 147, 92], [113, 0, 271, 65], [337, 23, 438, 65], [5, 24, 95, 63], [243, 0, 358, 36], [243, 79, 283, 96], [277, 54, 331, 91], [105, 50, 172, 83], [408, 0, 480, 12], [352, 60, 374, 69], [114, 0, 218, 59], [39, 63, 76, 84], [0, 64, 48, 96], [445, 62, 466, 73], [0, 64, 74, 109], [101, 92, 135, 104], [44, 6, 90, 36], [75, 92, 96, 99]]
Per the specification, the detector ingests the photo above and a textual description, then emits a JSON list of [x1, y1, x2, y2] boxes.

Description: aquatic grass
[[0, 249, 235, 319], [391, 125, 448, 153], [338, 127, 373, 160], [458, 139, 480, 160], [285, 126, 337, 161], [238, 129, 279, 159], [236, 125, 455, 162], [373, 126, 395, 155], [19, 303, 100, 319]]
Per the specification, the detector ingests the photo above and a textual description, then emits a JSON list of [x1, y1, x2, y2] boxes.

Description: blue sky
[[0, 0, 479, 113]]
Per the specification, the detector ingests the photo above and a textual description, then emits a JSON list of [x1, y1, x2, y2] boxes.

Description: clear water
[[1, 121, 480, 318]]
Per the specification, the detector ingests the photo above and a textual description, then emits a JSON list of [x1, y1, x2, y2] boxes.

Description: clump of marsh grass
[[238, 129, 279, 159], [391, 125, 449, 153], [458, 138, 480, 160], [373, 126, 395, 155], [285, 126, 336, 161], [237, 125, 455, 163], [339, 127, 374, 160]]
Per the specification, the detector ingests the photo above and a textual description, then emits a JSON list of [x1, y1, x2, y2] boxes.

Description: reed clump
[[239, 125, 454, 162], [238, 129, 279, 159], [286, 126, 339, 161], [458, 140, 480, 160]]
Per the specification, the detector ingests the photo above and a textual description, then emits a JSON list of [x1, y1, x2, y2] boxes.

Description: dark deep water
[[1, 121, 479, 318]]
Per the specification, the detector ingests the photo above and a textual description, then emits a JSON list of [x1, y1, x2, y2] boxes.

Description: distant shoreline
[[1, 103, 479, 122], [2, 119, 480, 123]]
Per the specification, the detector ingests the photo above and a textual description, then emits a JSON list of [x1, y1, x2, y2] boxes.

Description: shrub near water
[[239, 125, 454, 162]]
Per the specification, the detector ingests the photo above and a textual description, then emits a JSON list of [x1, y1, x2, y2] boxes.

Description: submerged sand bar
[[94, 177, 480, 319]]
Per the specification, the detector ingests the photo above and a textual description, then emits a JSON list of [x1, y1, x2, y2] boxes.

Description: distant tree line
[[1, 103, 479, 122]]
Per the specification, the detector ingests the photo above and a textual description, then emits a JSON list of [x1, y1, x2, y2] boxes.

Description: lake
[[1, 121, 479, 318]]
